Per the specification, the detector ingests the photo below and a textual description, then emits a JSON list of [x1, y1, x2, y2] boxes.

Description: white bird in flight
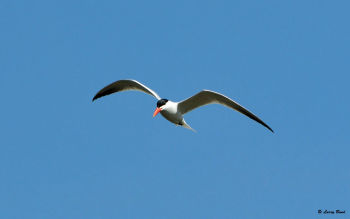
[[92, 79, 273, 133]]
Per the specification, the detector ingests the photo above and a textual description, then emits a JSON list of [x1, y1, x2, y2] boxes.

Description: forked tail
[[181, 120, 196, 132]]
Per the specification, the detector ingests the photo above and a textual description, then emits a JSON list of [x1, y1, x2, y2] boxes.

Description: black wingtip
[[266, 125, 274, 133], [92, 93, 102, 102]]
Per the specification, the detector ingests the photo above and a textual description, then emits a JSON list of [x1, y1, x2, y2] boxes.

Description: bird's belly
[[160, 110, 183, 125]]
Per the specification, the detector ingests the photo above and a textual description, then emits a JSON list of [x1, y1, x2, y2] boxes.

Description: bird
[[92, 79, 273, 133]]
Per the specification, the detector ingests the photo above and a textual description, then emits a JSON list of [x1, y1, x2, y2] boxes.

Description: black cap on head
[[157, 99, 168, 108]]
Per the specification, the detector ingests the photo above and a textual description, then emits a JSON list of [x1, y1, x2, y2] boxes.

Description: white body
[[159, 101, 182, 124], [159, 101, 194, 131]]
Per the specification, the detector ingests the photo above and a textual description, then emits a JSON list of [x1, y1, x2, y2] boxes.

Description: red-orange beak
[[153, 107, 162, 117]]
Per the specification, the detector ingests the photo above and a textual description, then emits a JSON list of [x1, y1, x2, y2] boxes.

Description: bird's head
[[153, 99, 168, 117]]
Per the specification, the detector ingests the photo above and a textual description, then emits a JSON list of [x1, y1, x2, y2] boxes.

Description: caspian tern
[[92, 79, 273, 132]]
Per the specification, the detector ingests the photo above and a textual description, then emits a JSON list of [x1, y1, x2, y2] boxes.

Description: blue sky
[[1, 0, 349, 218]]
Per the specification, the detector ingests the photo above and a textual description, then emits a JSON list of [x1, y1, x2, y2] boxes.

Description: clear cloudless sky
[[1, 0, 349, 218]]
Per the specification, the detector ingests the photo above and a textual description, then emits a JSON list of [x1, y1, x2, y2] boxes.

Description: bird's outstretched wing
[[92, 79, 161, 101], [178, 90, 273, 132]]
